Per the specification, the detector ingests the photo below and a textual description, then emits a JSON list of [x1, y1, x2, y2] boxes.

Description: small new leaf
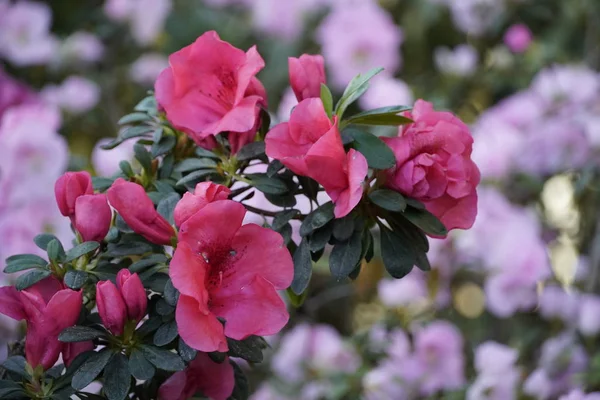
[[65, 242, 100, 263], [320, 84, 333, 118]]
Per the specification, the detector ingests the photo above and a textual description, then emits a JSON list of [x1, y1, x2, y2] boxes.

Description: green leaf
[[272, 210, 299, 231], [119, 161, 134, 178], [415, 251, 431, 272], [291, 239, 312, 295], [380, 225, 414, 279], [266, 160, 284, 177], [159, 153, 175, 179], [321, 84, 333, 118], [5, 254, 47, 266], [346, 105, 413, 126], [154, 180, 176, 193], [155, 298, 175, 316], [286, 287, 307, 307], [0, 388, 27, 398], [92, 177, 115, 192], [34, 233, 59, 251], [173, 158, 218, 173], [195, 147, 221, 159], [72, 349, 113, 390], [65, 242, 100, 262], [344, 128, 396, 170], [101, 126, 153, 150], [368, 189, 407, 212], [264, 191, 297, 207], [64, 270, 89, 290], [128, 350, 155, 381], [157, 192, 180, 225], [229, 361, 250, 400], [309, 224, 333, 252], [118, 112, 150, 125], [402, 207, 448, 237], [153, 321, 179, 346], [134, 96, 157, 113], [178, 339, 197, 363], [134, 143, 153, 172], [175, 169, 217, 187], [332, 215, 355, 242], [335, 67, 384, 119], [16, 269, 52, 290], [103, 353, 130, 400], [300, 202, 335, 236], [329, 230, 363, 280], [140, 345, 185, 371], [246, 173, 288, 195], [3, 263, 45, 274], [2, 356, 28, 378], [136, 317, 162, 338], [227, 336, 267, 364], [152, 135, 176, 158], [59, 326, 104, 343], [163, 279, 180, 306], [47, 239, 66, 262], [129, 254, 168, 273], [105, 242, 153, 257], [236, 141, 265, 161]]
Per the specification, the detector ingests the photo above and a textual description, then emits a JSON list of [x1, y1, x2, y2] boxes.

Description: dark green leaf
[[103, 353, 130, 400], [344, 128, 396, 170], [229, 361, 250, 400], [276, 223, 292, 245], [332, 215, 355, 241], [264, 191, 297, 207], [2, 357, 28, 378], [178, 339, 197, 363], [329, 230, 363, 280], [159, 153, 175, 179], [92, 177, 115, 192], [16, 269, 52, 290], [321, 84, 333, 118], [266, 160, 284, 177], [247, 174, 288, 195], [134, 96, 157, 113], [163, 279, 179, 306], [105, 242, 153, 257], [402, 208, 448, 237], [236, 142, 265, 161], [118, 112, 150, 125], [405, 197, 426, 210], [0, 388, 26, 398], [347, 105, 412, 119], [298, 176, 319, 201], [380, 226, 414, 279], [47, 239, 66, 262], [335, 67, 384, 119], [136, 316, 162, 337], [3, 263, 45, 274], [272, 210, 299, 231], [65, 242, 100, 263], [128, 350, 155, 381], [129, 254, 168, 273], [101, 126, 153, 150], [227, 336, 267, 364], [119, 161, 134, 178], [363, 230, 375, 263], [34, 234, 59, 251], [291, 239, 312, 295], [309, 224, 333, 252], [157, 192, 180, 225], [195, 147, 220, 159], [175, 169, 217, 187], [72, 349, 113, 390], [208, 351, 226, 364], [346, 105, 413, 126], [155, 298, 174, 316], [134, 143, 153, 172], [154, 180, 176, 193], [154, 321, 179, 346], [368, 189, 407, 212], [300, 202, 335, 236], [5, 254, 47, 266], [173, 158, 218, 173], [152, 135, 176, 158], [59, 326, 104, 343], [140, 345, 185, 371], [415, 251, 431, 271], [64, 270, 89, 290]]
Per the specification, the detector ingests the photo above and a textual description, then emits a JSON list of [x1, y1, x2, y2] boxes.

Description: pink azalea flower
[[289, 54, 326, 102], [173, 182, 231, 227]]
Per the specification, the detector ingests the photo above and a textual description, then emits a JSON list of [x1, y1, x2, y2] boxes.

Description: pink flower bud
[[106, 178, 176, 245], [54, 171, 93, 217], [74, 194, 112, 242], [289, 54, 326, 102], [96, 280, 127, 336], [504, 24, 533, 53], [116, 269, 147, 323], [173, 182, 231, 227]]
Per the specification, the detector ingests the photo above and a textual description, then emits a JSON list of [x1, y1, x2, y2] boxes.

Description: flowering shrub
[[0, 28, 478, 399]]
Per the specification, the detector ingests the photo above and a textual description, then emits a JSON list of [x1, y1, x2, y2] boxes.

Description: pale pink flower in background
[[447, 0, 504, 36], [130, 0, 172, 46], [378, 272, 428, 308], [504, 23, 533, 53], [276, 87, 298, 123], [41, 76, 100, 114], [250, 384, 289, 400], [250, 0, 314, 41], [362, 364, 408, 400], [58, 31, 105, 64], [92, 138, 136, 177], [104, 0, 134, 21], [578, 295, 600, 336], [468, 342, 520, 400], [560, 390, 600, 400], [538, 285, 580, 324], [523, 369, 553, 400], [316, 0, 403, 89], [531, 65, 600, 107], [359, 76, 413, 110], [490, 90, 545, 129], [0, 0, 58, 66], [0, 67, 38, 119], [129, 53, 169, 85], [434, 44, 478, 77], [581, 113, 600, 147]]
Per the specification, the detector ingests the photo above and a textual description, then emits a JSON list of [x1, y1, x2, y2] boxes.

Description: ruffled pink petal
[[288, 98, 333, 144], [265, 122, 311, 176], [45, 289, 82, 334], [305, 122, 347, 190], [0, 286, 26, 320], [211, 275, 289, 340], [204, 95, 262, 135], [176, 295, 228, 352], [425, 191, 478, 233], [234, 45, 266, 105], [169, 242, 209, 313], [331, 149, 368, 218], [158, 369, 187, 400], [187, 353, 235, 400]]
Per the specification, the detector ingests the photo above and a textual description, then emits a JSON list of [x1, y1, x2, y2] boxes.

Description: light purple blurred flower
[[434, 45, 478, 77], [0, 0, 58, 66], [104, 0, 134, 21], [560, 389, 600, 400], [58, 31, 105, 64], [129, 53, 169, 85], [130, 0, 171, 46], [532, 65, 600, 107], [578, 295, 600, 336], [41, 76, 100, 114], [250, 0, 318, 41], [504, 24, 533, 53], [92, 138, 136, 177], [488, 90, 546, 129], [538, 285, 579, 324], [523, 368, 553, 400], [316, 0, 403, 89], [359, 76, 413, 110], [378, 271, 428, 308], [447, 0, 504, 36], [0, 67, 38, 118], [250, 384, 288, 400], [468, 342, 520, 400], [363, 363, 408, 400]]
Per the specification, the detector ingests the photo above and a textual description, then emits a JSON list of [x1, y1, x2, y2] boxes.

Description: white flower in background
[[434, 44, 478, 77], [130, 53, 169, 85], [359, 75, 413, 110], [41, 76, 100, 114], [103, 0, 171, 46], [57, 31, 105, 64]]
